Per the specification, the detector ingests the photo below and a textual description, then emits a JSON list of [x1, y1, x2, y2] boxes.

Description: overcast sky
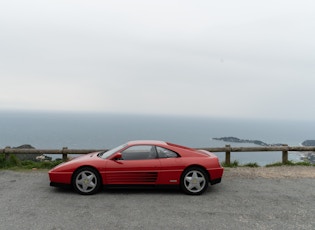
[[1, 0, 315, 120]]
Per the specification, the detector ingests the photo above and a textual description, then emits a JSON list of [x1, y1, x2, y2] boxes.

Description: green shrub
[[20, 160, 36, 169], [0, 154, 21, 168], [9, 155, 21, 167], [0, 154, 63, 169], [0, 154, 6, 168]]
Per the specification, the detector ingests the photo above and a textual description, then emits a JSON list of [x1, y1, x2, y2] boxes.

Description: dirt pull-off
[[224, 166, 315, 179]]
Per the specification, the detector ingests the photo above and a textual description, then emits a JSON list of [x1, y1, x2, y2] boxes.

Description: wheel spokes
[[184, 171, 205, 192], [76, 171, 97, 192]]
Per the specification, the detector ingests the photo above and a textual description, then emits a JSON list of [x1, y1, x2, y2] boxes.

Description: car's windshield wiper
[[98, 151, 105, 157]]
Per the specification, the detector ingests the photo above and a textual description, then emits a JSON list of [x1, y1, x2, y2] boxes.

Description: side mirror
[[113, 152, 122, 160]]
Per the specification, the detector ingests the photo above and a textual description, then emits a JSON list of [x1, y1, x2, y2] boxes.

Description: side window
[[121, 145, 157, 160], [156, 147, 178, 158]]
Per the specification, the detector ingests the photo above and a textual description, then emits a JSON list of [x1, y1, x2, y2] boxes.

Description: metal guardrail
[[1, 145, 315, 164]]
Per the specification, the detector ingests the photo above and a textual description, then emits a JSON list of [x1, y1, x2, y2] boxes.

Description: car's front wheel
[[72, 167, 101, 195], [181, 167, 209, 195]]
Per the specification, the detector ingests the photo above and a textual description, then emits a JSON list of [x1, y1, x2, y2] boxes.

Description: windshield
[[99, 144, 127, 159]]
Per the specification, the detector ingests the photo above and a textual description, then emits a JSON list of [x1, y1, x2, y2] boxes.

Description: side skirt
[[103, 184, 179, 190]]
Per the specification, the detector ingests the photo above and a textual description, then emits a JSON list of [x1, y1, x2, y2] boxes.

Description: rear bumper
[[208, 167, 224, 184]]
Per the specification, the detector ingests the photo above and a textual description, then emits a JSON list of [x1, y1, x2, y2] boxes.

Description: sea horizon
[[1, 110, 314, 165]]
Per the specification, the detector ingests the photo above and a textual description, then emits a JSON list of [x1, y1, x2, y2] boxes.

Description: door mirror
[[113, 152, 122, 160]]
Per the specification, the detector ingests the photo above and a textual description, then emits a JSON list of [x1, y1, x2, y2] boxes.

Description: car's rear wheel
[[72, 167, 101, 195], [181, 167, 209, 195]]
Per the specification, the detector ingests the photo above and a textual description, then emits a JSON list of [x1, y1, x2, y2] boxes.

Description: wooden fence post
[[4, 146, 10, 161], [225, 145, 231, 165], [62, 147, 68, 162], [282, 144, 288, 164]]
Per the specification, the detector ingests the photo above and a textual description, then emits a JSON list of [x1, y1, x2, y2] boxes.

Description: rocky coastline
[[300, 140, 315, 164]]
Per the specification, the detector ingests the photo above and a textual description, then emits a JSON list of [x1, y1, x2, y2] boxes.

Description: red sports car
[[49, 140, 224, 195]]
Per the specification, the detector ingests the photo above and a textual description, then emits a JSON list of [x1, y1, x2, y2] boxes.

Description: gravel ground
[[0, 168, 315, 230]]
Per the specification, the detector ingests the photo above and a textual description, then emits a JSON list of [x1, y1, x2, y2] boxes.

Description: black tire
[[180, 167, 209, 195], [72, 167, 101, 195]]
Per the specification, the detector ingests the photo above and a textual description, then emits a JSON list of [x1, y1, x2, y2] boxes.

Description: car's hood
[[50, 152, 102, 172]]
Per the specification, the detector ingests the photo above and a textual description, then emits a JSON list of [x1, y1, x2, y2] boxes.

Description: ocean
[[1, 111, 314, 165]]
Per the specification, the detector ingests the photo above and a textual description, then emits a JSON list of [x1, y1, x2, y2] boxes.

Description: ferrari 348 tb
[[49, 140, 224, 195]]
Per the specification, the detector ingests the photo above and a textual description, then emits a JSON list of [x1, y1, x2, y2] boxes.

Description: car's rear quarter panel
[[156, 145, 223, 185]]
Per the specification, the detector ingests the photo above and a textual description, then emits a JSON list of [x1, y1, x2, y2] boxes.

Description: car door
[[156, 146, 183, 184], [104, 145, 161, 184]]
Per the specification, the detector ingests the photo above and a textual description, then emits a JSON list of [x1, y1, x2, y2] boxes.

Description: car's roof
[[126, 140, 195, 151], [127, 140, 167, 146]]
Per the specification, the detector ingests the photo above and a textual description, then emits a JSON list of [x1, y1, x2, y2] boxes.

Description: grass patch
[[266, 160, 313, 167], [222, 161, 260, 168], [222, 160, 313, 168], [222, 160, 239, 168], [294, 161, 314, 166], [241, 162, 260, 167]]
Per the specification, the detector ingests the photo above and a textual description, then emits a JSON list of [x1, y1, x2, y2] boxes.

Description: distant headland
[[213, 137, 315, 147], [11, 144, 52, 161], [301, 140, 315, 146], [212, 137, 284, 146]]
